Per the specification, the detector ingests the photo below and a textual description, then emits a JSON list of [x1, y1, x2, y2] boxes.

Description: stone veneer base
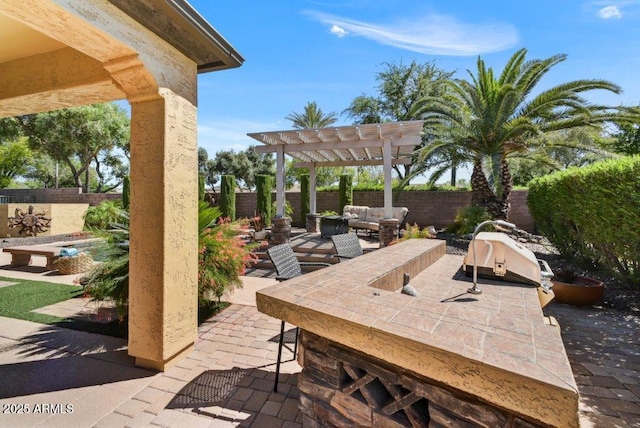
[[298, 330, 540, 427]]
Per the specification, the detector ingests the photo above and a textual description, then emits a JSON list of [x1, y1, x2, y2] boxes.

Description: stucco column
[[128, 88, 198, 371]]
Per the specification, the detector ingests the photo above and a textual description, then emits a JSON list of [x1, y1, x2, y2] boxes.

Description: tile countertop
[[256, 239, 579, 427]]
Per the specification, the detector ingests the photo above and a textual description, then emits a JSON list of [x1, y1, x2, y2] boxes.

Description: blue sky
[[190, 0, 640, 163]]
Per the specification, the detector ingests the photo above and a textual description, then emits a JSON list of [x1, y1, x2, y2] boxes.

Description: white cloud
[[597, 5, 623, 18], [303, 11, 518, 56], [329, 24, 348, 37]]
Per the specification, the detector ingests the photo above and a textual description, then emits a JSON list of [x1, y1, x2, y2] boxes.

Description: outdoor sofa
[[342, 205, 409, 235]]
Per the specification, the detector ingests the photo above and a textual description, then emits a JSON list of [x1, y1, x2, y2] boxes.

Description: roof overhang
[[248, 121, 424, 168], [108, 0, 244, 73]]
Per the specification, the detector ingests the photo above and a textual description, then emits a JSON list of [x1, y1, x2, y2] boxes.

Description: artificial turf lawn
[[0, 277, 231, 339], [0, 276, 84, 324]]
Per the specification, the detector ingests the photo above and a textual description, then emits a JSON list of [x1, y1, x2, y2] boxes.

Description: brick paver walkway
[[545, 303, 640, 428], [110, 305, 302, 427]]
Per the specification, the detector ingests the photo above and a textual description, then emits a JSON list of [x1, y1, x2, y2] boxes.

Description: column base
[[134, 343, 194, 372], [379, 218, 399, 247], [271, 217, 291, 245], [306, 213, 321, 233]]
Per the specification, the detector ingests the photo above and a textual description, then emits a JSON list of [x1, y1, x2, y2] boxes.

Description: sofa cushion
[[364, 207, 385, 222], [343, 205, 368, 220], [392, 207, 409, 222]]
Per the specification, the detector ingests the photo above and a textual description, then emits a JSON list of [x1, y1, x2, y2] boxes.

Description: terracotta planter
[[551, 276, 604, 306]]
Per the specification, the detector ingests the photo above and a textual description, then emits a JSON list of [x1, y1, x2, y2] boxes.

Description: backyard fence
[[0, 187, 537, 232]]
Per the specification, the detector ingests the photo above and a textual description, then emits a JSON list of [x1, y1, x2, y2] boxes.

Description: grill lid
[[462, 232, 550, 286]]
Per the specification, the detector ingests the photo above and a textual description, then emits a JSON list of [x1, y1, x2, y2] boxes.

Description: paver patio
[[0, 242, 638, 427]]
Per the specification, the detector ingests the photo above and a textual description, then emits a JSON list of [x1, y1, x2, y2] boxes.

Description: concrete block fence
[[235, 189, 536, 233], [0, 188, 536, 232]]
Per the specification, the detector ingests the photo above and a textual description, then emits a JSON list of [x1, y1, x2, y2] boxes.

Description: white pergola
[[248, 121, 424, 219]]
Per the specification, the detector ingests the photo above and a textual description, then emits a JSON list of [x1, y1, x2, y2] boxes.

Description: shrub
[[272, 199, 293, 217], [122, 175, 130, 210], [83, 201, 257, 326], [198, 219, 258, 303], [339, 174, 353, 213], [300, 174, 310, 223], [84, 200, 123, 230], [220, 175, 236, 220], [392, 223, 436, 245], [528, 156, 640, 283], [198, 174, 206, 201], [255, 174, 273, 225], [445, 205, 492, 236]]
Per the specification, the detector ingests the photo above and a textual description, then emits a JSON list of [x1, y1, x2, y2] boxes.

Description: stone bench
[[2, 245, 63, 271]]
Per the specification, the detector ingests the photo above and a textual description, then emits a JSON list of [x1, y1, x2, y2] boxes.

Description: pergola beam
[[294, 158, 411, 168], [252, 135, 421, 154]]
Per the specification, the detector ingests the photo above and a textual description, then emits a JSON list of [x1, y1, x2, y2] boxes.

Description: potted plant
[[551, 269, 604, 306], [250, 214, 268, 240]]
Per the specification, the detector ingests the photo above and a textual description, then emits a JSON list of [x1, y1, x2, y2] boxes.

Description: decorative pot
[[551, 276, 604, 306], [252, 230, 268, 240]]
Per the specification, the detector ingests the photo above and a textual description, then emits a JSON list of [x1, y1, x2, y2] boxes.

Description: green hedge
[[338, 174, 353, 214], [300, 174, 310, 224], [220, 175, 236, 220], [255, 174, 273, 226], [528, 156, 640, 283]]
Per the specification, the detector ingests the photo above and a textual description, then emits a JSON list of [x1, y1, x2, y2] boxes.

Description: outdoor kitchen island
[[256, 239, 579, 427]]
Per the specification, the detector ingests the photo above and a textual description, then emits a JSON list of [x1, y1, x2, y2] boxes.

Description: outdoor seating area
[[342, 204, 409, 235], [1, 1, 639, 426], [0, 232, 637, 427]]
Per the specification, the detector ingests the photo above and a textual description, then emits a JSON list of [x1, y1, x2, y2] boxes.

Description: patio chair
[[266, 243, 331, 392], [330, 232, 363, 262]]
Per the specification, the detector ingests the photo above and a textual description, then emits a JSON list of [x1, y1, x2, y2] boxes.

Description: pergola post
[[383, 138, 393, 219], [275, 144, 285, 217], [309, 163, 317, 214]]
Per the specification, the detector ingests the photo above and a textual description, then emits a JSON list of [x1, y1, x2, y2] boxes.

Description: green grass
[[0, 276, 84, 324], [0, 276, 127, 338], [0, 277, 232, 339]]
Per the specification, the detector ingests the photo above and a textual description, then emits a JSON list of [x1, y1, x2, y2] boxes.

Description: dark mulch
[[438, 232, 639, 315]]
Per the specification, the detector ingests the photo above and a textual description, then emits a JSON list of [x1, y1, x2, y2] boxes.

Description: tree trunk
[[498, 157, 512, 220], [450, 164, 457, 187], [470, 159, 503, 219]]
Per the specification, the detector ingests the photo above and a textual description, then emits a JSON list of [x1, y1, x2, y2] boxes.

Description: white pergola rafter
[[247, 121, 424, 218]]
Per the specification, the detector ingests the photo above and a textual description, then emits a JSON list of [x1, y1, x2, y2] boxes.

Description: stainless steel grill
[[462, 232, 555, 306]]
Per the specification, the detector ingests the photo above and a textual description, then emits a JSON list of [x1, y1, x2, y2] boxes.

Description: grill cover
[[462, 232, 543, 286]]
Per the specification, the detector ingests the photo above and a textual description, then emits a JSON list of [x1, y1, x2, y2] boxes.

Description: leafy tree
[[19, 103, 130, 192], [285, 159, 346, 189], [416, 48, 636, 219], [0, 138, 33, 188], [285, 101, 338, 129], [612, 122, 640, 155], [0, 117, 23, 142], [509, 126, 614, 186], [343, 60, 454, 182], [22, 152, 77, 188], [206, 146, 274, 191]]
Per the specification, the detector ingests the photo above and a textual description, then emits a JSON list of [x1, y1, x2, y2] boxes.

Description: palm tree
[[418, 48, 635, 219], [285, 101, 338, 129]]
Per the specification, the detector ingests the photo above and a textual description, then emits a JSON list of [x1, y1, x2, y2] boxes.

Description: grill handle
[[538, 259, 554, 278]]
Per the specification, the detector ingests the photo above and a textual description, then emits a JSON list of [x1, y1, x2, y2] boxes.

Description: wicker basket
[[56, 253, 94, 275]]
